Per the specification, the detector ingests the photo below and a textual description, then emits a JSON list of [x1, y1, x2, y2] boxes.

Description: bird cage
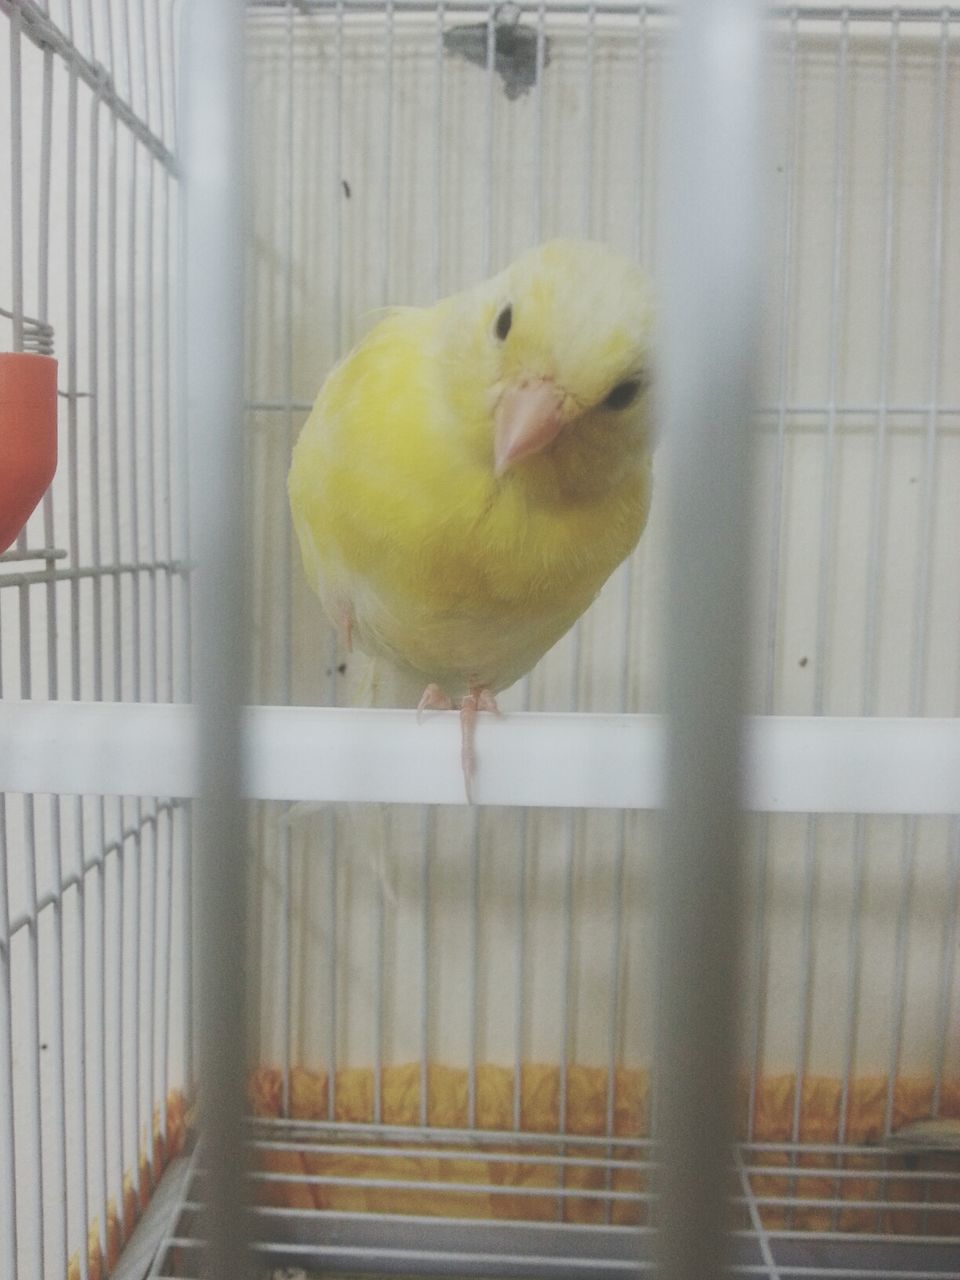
[[1, 2, 959, 1279]]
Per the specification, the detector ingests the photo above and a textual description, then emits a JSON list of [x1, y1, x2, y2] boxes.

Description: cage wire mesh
[[1, 1, 960, 1278], [0, 2, 190, 1279]]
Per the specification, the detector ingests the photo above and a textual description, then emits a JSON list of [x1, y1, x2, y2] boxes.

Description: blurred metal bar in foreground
[[657, 2, 763, 1280], [180, 2, 251, 1279]]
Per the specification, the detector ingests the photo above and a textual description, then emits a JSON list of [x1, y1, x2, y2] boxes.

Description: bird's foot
[[416, 683, 501, 802], [417, 683, 454, 721], [459, 686, 502, 803]]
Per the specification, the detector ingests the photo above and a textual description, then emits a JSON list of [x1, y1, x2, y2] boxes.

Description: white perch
[[1, 700, 958, 813]]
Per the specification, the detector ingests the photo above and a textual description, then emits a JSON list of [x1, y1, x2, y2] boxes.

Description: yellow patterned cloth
[[70, 1067, 960, 1279]]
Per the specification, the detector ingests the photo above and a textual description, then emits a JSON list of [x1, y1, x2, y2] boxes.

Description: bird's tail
[[277, 651, 424, 907], [279, 798, 397, 907]]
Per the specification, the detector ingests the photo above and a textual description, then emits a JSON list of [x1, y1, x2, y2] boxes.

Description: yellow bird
[[289, 239, 656, 795]]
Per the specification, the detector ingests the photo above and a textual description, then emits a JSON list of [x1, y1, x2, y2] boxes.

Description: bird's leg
[[459, 685, 502, 803], [417, 683, 454, 721], [416, 683, 500, 801], [340, 606, 354, 653]]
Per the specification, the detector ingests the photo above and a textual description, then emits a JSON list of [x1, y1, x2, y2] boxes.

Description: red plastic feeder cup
[[0, 352, 58, 553]]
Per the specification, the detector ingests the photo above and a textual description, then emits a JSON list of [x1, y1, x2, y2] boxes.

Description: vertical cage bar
[[183, 815, 196, 1104], [181, 1, 250, 1277], [582, 2, 595, 236], [69, 50, 85, 699], [838, 14, 900, 1168], [143, 134, 161, 1193], [140, 803, 155, 1200], [790, 19, 849, 1189], [512, 808, 527, 1133], [558, 815, 575, 1140], [326, 833, 337, 1122], [63, 60, 93, 1278], [8, 5, 24, 351], [21, 806, 46, 1277], [154, 0, 168, 150], [83, 0, 95, 59], [72, 845, 91, 1280], [380, 0, 395, 305], [324, 0, 344, 730], [483, 2, 495, 272], [633, 4, 647, 258], [106, 0, 123, 709], [138, 0, 152, 136], [85, 77, 112, 1262], [37, 47, 54, 330], [933, 819, 960, 1115], [371, 0, 396, 1133], [144, 116, 159, 663], [884, 15, 951, 1139], [36, 42, 74, 1275], [374, 829, 385, 1127], [0, 809, 18, 1280], [174, 0, 197, 1108], [860, 13, 900, 720], [514, 1, 546, 1096], [279, 0, 297, 1120], [657, 5, 761, 1280], [160, 37, 181, 1131], [105, 63, 128, 1213], [160, 802, 175, 1154], [113, 839, 127, 1238], [613, 0, 648, 1187], [907, 17, 949, 727], [604, 810, 626, 1222], [103, 60, 134, 1213], [125, 79, 146, 1209], [468, 812, 480, 1130], [419, 807, 430, 1128], [764, 10, 798, 719], [433, 0, 444, 297], [422, 0, 442, 1121], [12, 161, 45, 1257], [747, 11, 798, 1143], [87, 91, 104, 708], [63, 64, 94, 1243], [159, 19, 177, 1149], [47, 822, 71, 1279], [331, 0, 344, 363], [605, 559, 636, 1211], [532, 0, 545, 244]]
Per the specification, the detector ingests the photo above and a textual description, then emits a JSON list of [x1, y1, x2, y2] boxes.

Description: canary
[[289, 239, 656, 796]]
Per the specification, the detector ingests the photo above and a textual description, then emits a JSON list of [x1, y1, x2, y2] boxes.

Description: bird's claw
[[459, 686, 501, 803], [416, 683, 501, 802], [417, 683, 454, 722]]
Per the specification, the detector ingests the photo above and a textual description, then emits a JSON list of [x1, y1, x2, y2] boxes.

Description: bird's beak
[[494, 379, 567, 476]]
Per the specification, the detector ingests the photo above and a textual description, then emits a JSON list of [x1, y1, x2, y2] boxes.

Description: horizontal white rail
[[1, 701, 958, 812]]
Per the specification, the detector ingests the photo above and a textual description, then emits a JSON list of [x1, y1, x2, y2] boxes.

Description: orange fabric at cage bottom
[[247, 1063, 960, 1235], [67, 1090, 189, 1280], [67, 1065, 960, 1279]]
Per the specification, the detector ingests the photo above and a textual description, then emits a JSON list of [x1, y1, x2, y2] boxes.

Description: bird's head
[[438, 239, 656, 488]]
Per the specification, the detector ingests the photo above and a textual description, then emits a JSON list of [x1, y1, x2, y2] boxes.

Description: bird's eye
[[604, 378, 643, 411], [495, 304, 513, 341]]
